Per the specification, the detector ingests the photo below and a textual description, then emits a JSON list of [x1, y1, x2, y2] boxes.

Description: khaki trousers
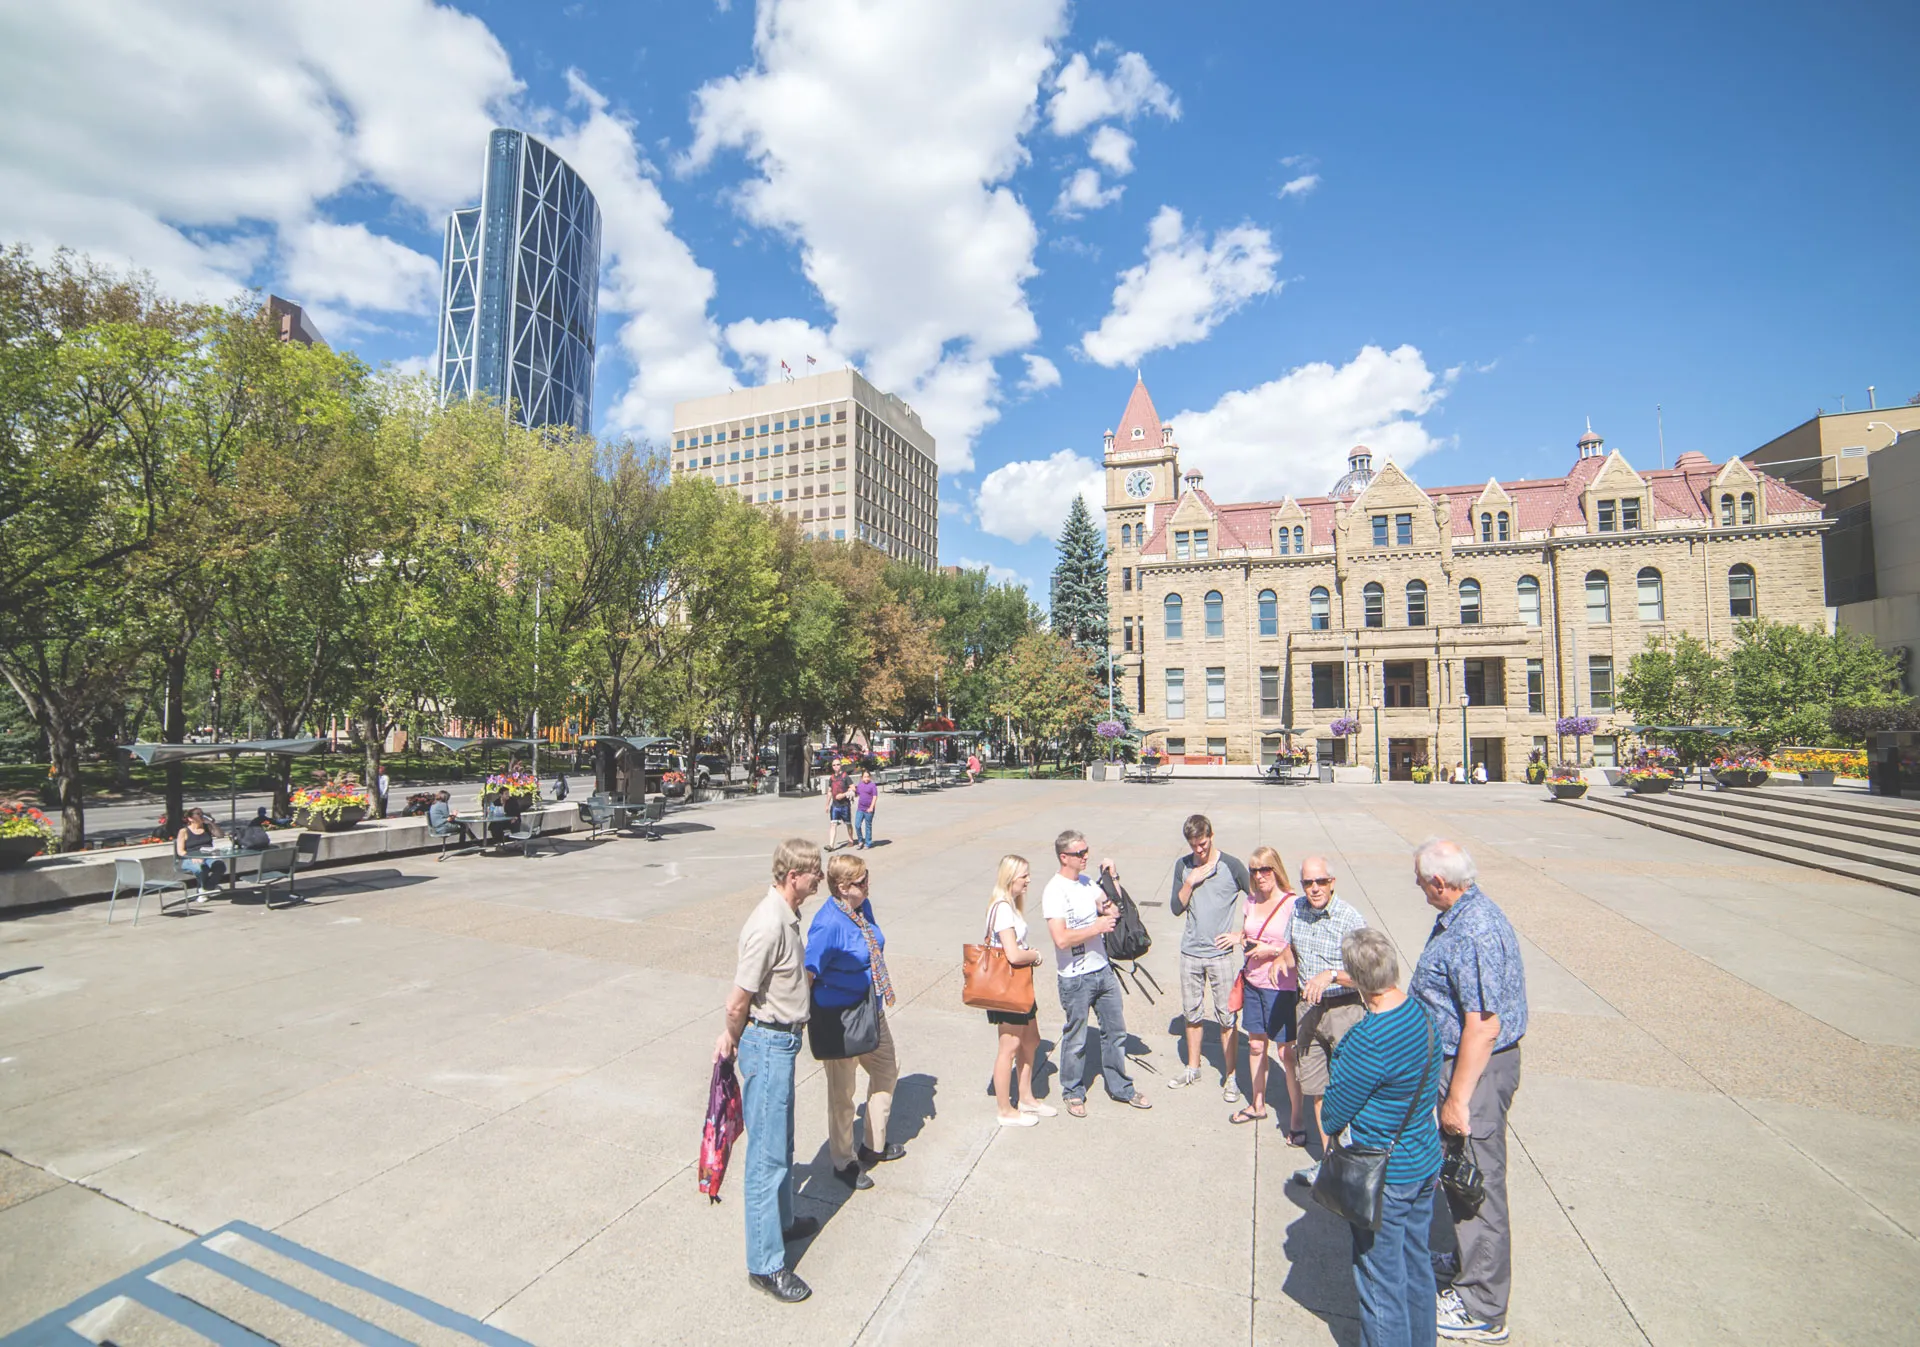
[[825, 1010, 898, 1168]]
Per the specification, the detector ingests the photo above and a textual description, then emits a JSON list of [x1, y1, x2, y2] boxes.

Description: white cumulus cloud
[[975, 448, 1102, 544], [1055, 167, 1124, 217], [1047, 51, 1179, 136], [724, 317, 852, 384], [954, 556, 1029, 589], [279, 219, 439, 314], [1019, 353, 1062, 393], [685, 0, 1069, 473], [1087, 125, 1135, 175], [1278, 173, 1320, 199], [1171, 345, 1448, 502], [1080, 206, 1280, 368]]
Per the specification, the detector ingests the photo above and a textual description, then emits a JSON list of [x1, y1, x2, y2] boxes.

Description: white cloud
[[1087, 125, 1135, 175], [1055, 167, 1124, 217], [1019, 353, 1062, 393], [279, 220, 439, 314], [1047, 51, 1179, 136], [1080, 206, 1280, 368], [975, 448, 1102, 544], [724, 316, 851, 384], [546, 72, 732, 440], [685, 0, 1068, 473], [1278, 173, 1320, 199], [1171, 345, 1448, 502], [954, 556, 1027, 588]]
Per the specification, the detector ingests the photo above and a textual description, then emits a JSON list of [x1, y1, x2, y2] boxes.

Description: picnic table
[[213, 842, 302, 907]]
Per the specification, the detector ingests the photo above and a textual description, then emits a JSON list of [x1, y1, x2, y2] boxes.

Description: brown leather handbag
[[962, 903, 1035, 1013]]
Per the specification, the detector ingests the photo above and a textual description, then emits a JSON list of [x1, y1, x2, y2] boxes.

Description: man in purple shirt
[[852, 769, 879, 849]]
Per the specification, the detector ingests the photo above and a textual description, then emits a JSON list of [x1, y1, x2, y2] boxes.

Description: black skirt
[[987, 1001, 1038, 1026]]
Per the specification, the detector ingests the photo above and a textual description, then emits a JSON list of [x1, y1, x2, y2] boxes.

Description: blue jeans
[[1056, 965, 1134, 1102], [1352, 1177, 1438, 1347], [737, 1023, 800, 1275], [179, 856, 225, 890], [854, 809, 874, 846]]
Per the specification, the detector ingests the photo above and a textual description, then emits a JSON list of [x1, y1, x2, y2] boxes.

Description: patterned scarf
[[838, 897, 895, 1006]]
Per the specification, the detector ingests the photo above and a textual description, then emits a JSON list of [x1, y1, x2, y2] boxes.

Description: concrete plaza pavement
[[2, 779, 1917, 1344]]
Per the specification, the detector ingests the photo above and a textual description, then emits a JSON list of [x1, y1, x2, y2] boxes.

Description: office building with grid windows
[[670, 369, 939, 569], [1104, 376, 1830, 779], [437, 129, 601, 434]]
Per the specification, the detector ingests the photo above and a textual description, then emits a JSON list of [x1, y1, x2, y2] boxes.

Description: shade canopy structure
[[578, 734, 676, 756], [420, 736, 537, 754], [121, 738, 327, 823], [1259, 724, 1308, 736]]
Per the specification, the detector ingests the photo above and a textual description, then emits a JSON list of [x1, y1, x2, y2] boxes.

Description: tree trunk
[[160, 648, 188, 834], [361, 707, 386, 818]]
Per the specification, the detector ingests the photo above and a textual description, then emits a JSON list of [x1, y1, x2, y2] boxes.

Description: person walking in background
[[1322, 928, 1443, 1347], [1043, 829, 1151, 1117], [1289, 854, 1369, 1185], [1167, 814, 1250, 1101], [1231, 845, 1305, 1139], [823, 764, 853, 852], [966, 750, 982, 783], [1410, 840, 1527, 1344], [714, 839, 824, 1305], [375, 765, 391, 817], [984, 854, 1051, 1127], [807, 852, 906, 1190], [852, 769, 878, 849], [553, 771, 570, 801]]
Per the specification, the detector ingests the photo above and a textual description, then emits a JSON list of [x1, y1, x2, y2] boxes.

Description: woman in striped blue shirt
[[1321, 927, 1443, 1347]]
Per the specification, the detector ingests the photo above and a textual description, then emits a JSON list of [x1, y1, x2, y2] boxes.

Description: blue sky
[[4, 0, 1916, 595]]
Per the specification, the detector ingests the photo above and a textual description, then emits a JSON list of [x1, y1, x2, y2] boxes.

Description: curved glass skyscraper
[[437, 129, 601, 433]]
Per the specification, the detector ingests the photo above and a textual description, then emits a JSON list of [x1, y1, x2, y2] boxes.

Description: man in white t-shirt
[[1043, 829, 1152, 1117]]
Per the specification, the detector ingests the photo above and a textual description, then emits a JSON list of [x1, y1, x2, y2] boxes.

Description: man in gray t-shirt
[[1167, 813, 1250, 1099]]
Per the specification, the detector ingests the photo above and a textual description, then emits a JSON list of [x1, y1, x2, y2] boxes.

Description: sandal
[[1066, 1099, 1087, 1118], [1286, 1128, 1310, 1147], [1230, 1107, 1268, 1125]]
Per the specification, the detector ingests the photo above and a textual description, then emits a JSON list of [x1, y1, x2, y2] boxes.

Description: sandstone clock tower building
[[1104, 376, 1181, 719]]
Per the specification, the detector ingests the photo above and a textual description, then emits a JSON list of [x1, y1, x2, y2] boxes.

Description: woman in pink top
[[1229, 844, 1306, 1141]]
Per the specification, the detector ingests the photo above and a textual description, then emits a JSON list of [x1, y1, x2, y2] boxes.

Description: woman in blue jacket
[[806, 851, 905, 1190]]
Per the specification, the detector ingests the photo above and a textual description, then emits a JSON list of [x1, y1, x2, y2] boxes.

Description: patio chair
[[248, 844, 300, 909], [576, 799, 617, 841], [639, 795, 666, 841], [503, 807, 547, 858], [108, 857, 191, 926], [429, 814, 479, 860]]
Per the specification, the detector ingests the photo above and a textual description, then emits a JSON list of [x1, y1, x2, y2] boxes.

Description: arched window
[[1363, 582, 1384, 629], [1310, 586, 1331, 632], [1739, 492, 1755, 525], [1258, 589, 1278, 637], [1637, 567, 1664, 622], [1729, 564, 1756, 618], [1406, 579, 1428, 627], [1459, 578, 1482, 625], [1585, 570, 1611, 624], [1204, 590, 1225, 639], [1121, 523, 1132, 548], [1517, 575, 1541, 627], [1497, 511, 1510, 541], [1480, 513, 1492, 543], [1277, 527, 1290, 556], [1293, 525, 1305, 553], [1720, 494, 1735, 526], [1164, 593, 1183, 640]]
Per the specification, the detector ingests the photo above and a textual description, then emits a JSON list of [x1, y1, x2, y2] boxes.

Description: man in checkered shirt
[[1286, 854, 1368, 1185]]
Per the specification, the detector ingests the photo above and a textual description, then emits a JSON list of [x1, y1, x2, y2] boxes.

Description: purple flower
[[1329, 716, 1360, 738], [1095, 720, 1126, 740], [1555, 715, 1598, 737]]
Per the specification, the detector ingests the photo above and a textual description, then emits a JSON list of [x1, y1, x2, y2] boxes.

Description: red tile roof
[[1113, 375, 1163, 449]]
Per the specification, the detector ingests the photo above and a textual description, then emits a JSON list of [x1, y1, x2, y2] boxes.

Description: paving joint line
[[1508, 1125, 1654, 1345]]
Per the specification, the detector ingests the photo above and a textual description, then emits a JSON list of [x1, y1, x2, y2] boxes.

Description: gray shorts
[[1180, 952, 1238, 1027], [1295, 997, 1364, 1094]]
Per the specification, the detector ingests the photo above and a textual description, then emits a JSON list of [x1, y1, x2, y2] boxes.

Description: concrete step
[[1564, 793, 1920, 897], [1646, 789, 1920, 857]]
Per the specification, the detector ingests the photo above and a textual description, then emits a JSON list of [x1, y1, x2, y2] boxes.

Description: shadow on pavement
[[1280, 1185, 1363, 1347]]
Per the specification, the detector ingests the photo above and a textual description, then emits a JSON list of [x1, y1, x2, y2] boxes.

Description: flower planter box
[[1547, 782, 1589, 800], [1627, 777, 1676, 794], [297, 807, 365, 832], [1800, 770, 1836, 788], [0, 835, 48, 869], [1715, 770, 1769, 789]]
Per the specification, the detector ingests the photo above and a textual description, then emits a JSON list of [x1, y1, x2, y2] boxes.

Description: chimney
[[1184, 467, 1204, 491]]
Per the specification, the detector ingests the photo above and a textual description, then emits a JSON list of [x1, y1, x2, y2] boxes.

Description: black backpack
[[1097, 870, 1152, 962]]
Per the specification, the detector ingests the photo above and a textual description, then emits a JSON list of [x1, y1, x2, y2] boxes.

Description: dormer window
[[1395, 513, 1413, 546], [1620, 499, 1639, 530], [1293, 525, 1304, 553], [1480, 513, 1492, 543], [1497, 511, 1510, 540], [1193, 529, 1209, 559], [1174, 530, 1190, 561], [1739, 492, 1755, 525], [1720, 494, 1735, 526], [1372, 515, 1388, 547], [1132, 427, 1145, 440], [1597, 500, 1617, 532]]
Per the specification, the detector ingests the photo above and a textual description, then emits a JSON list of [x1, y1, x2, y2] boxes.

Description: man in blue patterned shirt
[[1409, 838, 1527, 1344]]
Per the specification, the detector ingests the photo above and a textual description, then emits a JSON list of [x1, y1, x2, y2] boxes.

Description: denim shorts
[[1241, 983, 1298, 1042]]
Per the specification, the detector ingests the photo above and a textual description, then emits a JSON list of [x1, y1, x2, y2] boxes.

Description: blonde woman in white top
[[986, 854, 1053, 1126]]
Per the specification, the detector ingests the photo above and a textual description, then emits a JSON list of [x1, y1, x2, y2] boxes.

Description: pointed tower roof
[[1115, 373, 1164, 449]]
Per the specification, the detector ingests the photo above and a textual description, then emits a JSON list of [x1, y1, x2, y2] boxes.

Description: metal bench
[[577, 799, 621, 840], [231, 843, 301, 909], [638, 796, 666, 840]]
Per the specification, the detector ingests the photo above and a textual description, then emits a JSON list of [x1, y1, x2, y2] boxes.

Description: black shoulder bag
[[1311, 1013, 1437, 1232]]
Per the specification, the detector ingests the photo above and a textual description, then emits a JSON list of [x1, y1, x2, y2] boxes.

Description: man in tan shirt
[[715, 838, 823, 1304]]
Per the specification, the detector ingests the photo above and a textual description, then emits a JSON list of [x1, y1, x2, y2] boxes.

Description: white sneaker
[[1019, 1101, 1059, 1117], [1167, 1067, 1201, 1089], [1222, 1080, 1241, 1104], [1437, 1289, 1509, 1342], [996, 1112, 1039, 1127]]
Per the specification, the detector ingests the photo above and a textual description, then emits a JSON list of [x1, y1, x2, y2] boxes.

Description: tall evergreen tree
[[1049, 495, 1129, 741]]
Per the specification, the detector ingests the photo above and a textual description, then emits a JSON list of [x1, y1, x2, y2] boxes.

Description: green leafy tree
[[1725, 619, 1903, 752], [1048, 495, 1121, 753], [1617, 633, 1730, 765], [985, 631, 1103, 773]]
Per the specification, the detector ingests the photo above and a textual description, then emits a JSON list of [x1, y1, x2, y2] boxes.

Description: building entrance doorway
[[1388, 738, 1423, 781], [1470, 737, 1506, 782]]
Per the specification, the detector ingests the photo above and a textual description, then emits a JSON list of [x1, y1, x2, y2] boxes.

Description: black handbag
[[1311, 1014, 1437, 1231], [807, 991, 879, 1060], [1441, 1135, 1487, 1220]]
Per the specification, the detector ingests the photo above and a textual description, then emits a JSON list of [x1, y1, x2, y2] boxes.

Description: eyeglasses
[[1062, 849, 1089, 859], [1249, 866, 1274, 876], [1302, 877, 1333, 887]]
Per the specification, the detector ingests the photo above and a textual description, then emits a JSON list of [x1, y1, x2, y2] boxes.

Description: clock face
[[1124, 468, 1155, 499]]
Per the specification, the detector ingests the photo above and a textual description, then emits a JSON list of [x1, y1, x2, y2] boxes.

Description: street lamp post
[[1372, 695, 1383, 784], [1460, 692, 1471, 780]]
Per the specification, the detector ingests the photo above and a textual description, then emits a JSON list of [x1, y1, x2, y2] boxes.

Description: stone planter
[[1715, 769, 1769, 789], [307, 807, 366, 832], [1800, 769, 1836, 788], [1627, 776, 1676, 794], [1547, 781, 1589, 800], [0, 835, 48, 868]]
